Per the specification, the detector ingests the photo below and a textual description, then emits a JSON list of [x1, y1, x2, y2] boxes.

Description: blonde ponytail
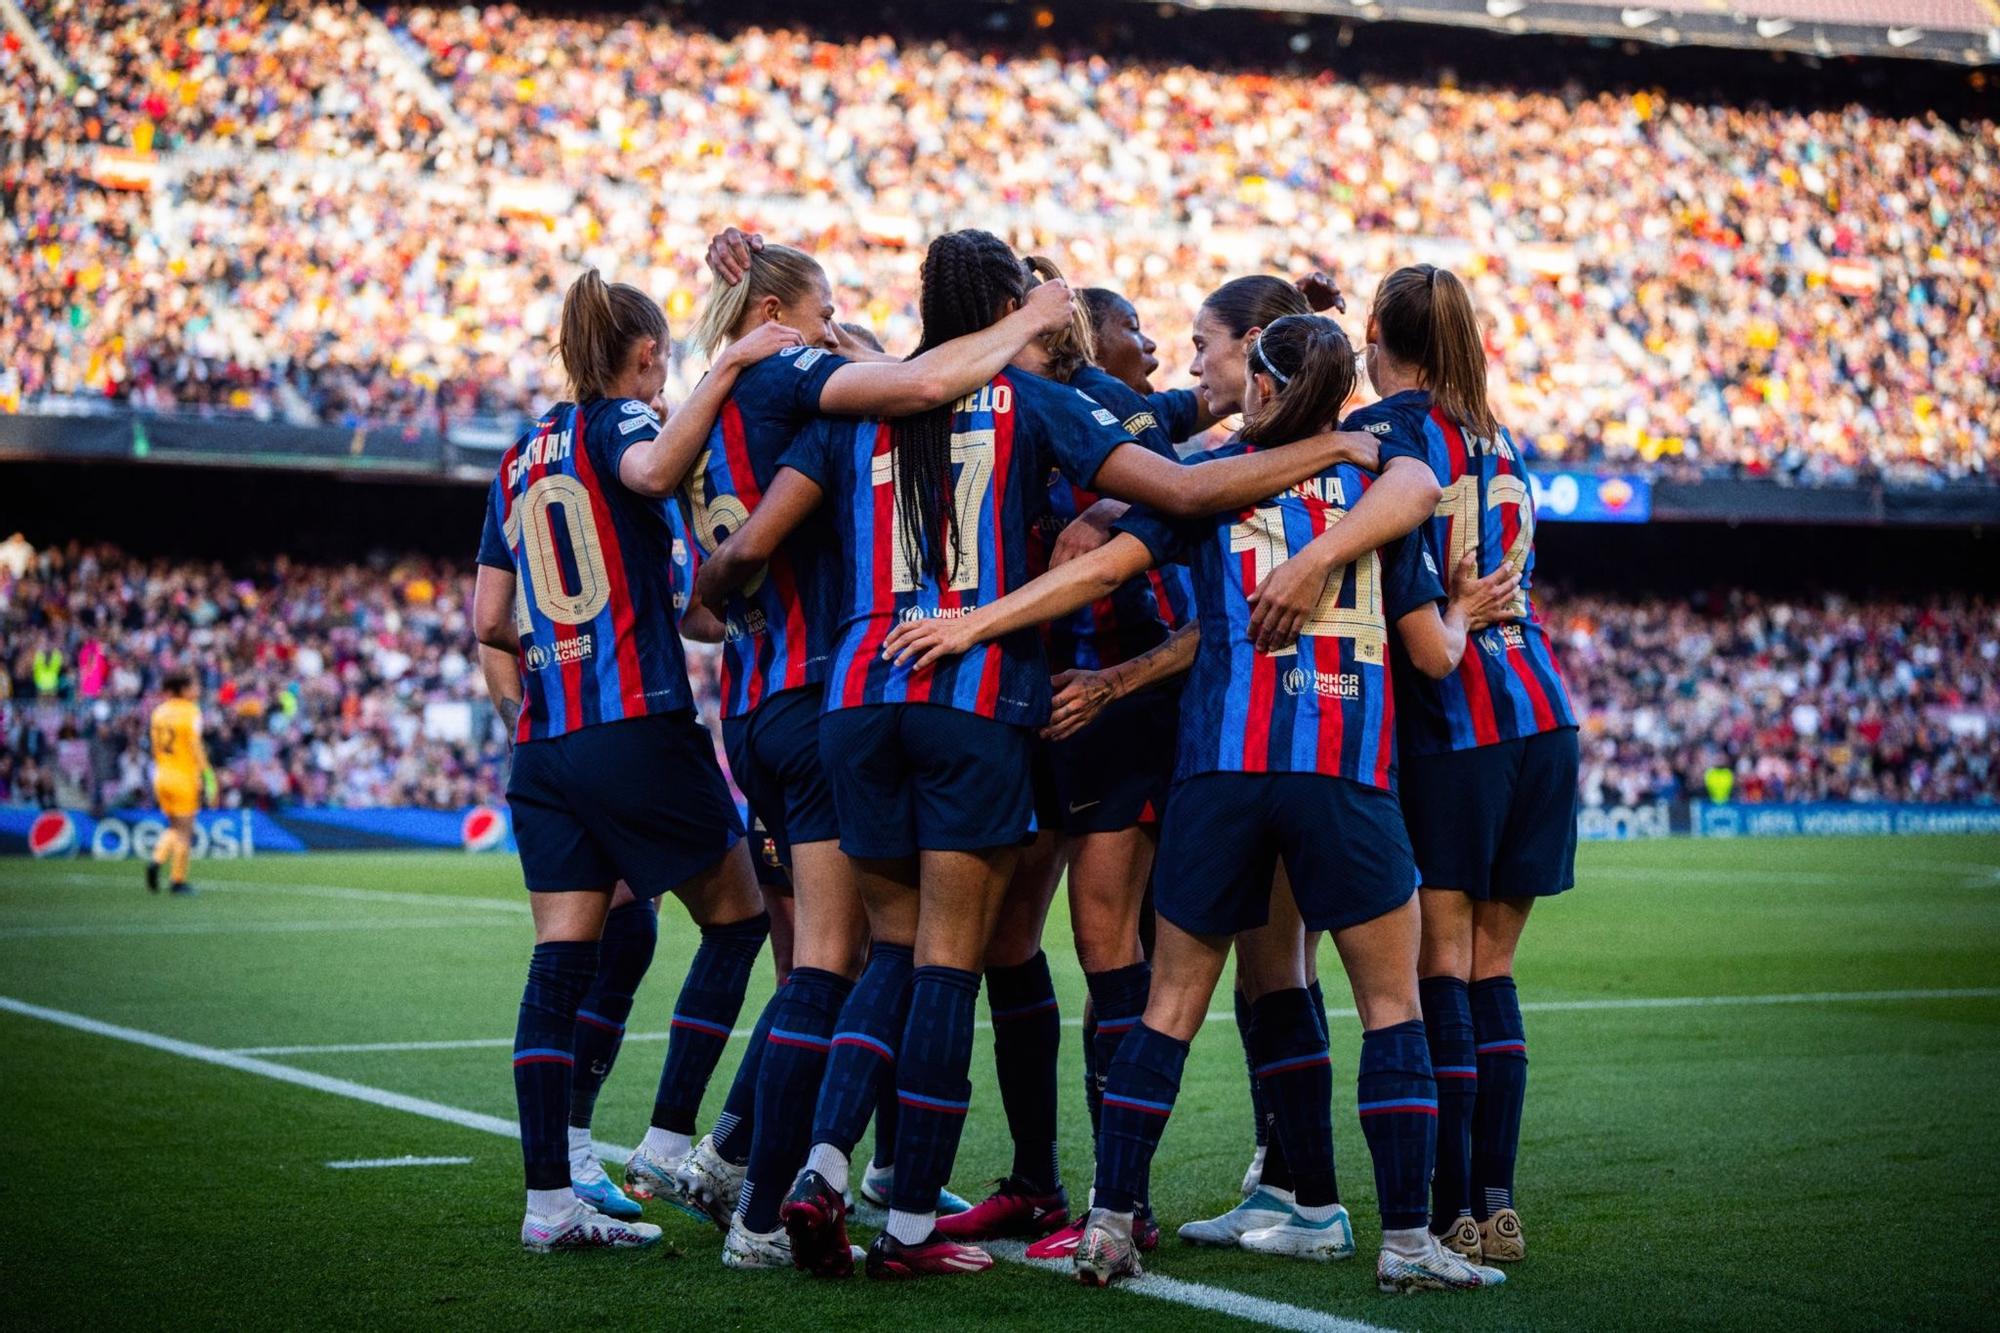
[[688, 244, 826, 359]]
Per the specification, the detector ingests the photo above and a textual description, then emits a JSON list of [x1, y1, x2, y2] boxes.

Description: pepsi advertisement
[[2, 805, 516, 859], [1529, 470, 1651, 523]]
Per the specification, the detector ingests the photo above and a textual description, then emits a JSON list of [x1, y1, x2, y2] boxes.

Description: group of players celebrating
[[471, 223, 1578, 1298]]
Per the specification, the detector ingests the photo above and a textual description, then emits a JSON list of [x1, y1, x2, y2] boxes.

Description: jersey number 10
[[504, 474, 613, 635]]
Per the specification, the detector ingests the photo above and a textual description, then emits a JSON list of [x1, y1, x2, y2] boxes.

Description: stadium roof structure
[[1142, 0, 2000, 63]]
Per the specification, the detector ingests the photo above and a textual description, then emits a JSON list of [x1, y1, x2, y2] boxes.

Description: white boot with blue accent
[[1240, 1201, 1356, 1261], [1177, 1183, 1295, 1247], [569, 1128, 644, 1220]]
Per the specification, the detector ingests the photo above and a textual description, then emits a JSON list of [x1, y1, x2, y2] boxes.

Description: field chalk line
[[0, 916, 520, 940], [327, 1155, 473, 1170], [0, 994, 1396, 1333], [227, 986, 2000, 1058]]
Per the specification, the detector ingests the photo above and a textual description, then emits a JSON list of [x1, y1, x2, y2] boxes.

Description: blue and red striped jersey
[[680, 347, 847, 718], [1357, 390, 1577, 756], [1030, 365, 1194, 671], [779, 368, 1138, 727], [1116, 442, 1444, 789], [477, 397, 695, 742]]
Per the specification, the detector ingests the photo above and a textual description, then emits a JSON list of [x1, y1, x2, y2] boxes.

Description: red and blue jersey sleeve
[[1381, 531, 1445, 622], [478, 472, 514, 570], [1145, 387, 1203, 445], [1342, 389, 1440, 480], [1037, 368, 1196, 669], [1015, 371, 1135, 492], [684, 357, 848, 719], [594, 398, 664, 478]]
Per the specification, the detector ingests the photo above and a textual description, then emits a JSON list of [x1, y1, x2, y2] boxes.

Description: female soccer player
[[879, 312, 1513, 1295], [693, 229, 1387, 1280], [650, 236, 1077, 1270], [473, 270, 782, 1254], [145, 670, 211, 896], [1266, 264, 1580, 1265]]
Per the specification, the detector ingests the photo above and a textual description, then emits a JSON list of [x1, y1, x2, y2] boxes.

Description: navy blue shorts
[[1153, 772, 1418, 936], [819, 703, 1034, 859], [507, 709, 742, 897], [722, 684, 841, 866], [1047, 684, 1177, 835], [1400, 728, 1579, 901], [748, 813, 792, 892]]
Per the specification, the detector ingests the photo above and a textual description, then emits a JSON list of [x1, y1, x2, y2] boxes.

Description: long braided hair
[[893, 230, 1030, 586]]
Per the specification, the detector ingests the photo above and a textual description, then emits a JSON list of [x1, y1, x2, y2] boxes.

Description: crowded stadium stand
[[2, 1, 1995, 485], [2, 0, 1996, 843]]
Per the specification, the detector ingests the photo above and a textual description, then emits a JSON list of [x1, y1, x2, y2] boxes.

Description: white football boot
[[1177, 1184, 1294, 1247], [521, 1200, 662, 1253], [1239, 1203, 1356, 1261], [1376, 1233, 1507, 1293]]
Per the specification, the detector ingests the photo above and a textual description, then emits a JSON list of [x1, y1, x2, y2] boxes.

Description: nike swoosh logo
[[1068, 800, 1100, 813]]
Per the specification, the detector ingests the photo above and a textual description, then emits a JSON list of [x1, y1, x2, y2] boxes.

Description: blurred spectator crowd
[[0, 2, 1994, 484], [1553, 589, 1998, 807], [1, 538, 1992, 812]]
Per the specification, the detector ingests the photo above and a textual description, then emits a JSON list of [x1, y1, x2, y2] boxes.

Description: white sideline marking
[[1, 994, 1399, 1333], [0, 915, 520, 940], [327, 1155, 473, 1170], [0, 995, 519, 1138], [52, 872, 529, 915], [228, 986, 2000, 1057], [987, 1240, 1389, 1333]]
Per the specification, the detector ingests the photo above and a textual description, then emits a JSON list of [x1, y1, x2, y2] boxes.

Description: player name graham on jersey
[[506, 428, 575, 489]]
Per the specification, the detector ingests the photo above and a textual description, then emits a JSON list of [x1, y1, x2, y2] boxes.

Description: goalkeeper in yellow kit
[[146, 670, 214, 895]]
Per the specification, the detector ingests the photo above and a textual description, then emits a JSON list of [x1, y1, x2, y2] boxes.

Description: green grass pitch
[[4, 836, 1997, 1331]]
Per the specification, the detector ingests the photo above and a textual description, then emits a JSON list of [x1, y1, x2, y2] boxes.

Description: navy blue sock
[[813, 942, 913, 1156], [514, 939, 598, 1190], [1234, 986, 1270, 1149], [568, 902, 657, 1129], [1249, 988, 1337, 1208], [1470, 976, 1528, 1219], [649, 911, 768, 1134], [889, 965, 982, 1216], [988, 951, 1061, 1191], [1083, 963, 1150, 1148], [1094, 1022, 1188, 1215], [1081, 1004, 1101, 1138], [1358, 1019, 1439, 1232], [871, 1071, 898, 1169], [1308, 977, 1329, 1043], [711, 985, 780, 1164], [1420, 975, 1478, 1229], [741, 967, 852, 1232]]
